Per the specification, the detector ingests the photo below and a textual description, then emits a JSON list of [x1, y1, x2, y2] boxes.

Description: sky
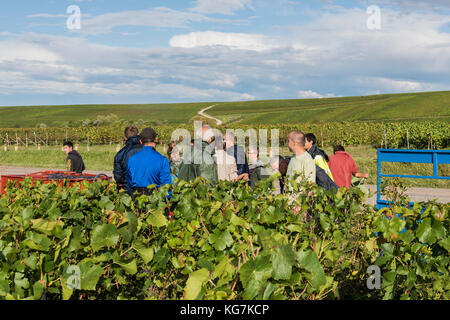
[[0, 0, 449, 106]]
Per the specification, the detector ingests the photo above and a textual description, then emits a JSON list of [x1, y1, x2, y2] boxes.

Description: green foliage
[[0, 120, 448, 148], [0, 177, 448, 300]]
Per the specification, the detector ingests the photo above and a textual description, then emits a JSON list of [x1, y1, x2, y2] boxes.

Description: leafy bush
[[0, 177, 448, 300]]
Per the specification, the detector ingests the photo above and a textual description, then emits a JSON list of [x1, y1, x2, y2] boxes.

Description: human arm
[[113, 152, 125, 184], [160, 158, 173, 199]]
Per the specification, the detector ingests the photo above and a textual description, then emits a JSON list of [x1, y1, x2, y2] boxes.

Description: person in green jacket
[[178, 125, 218, 185], [248, 145, 270, 187]]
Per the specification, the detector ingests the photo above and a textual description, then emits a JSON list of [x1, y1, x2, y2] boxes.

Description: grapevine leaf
[[132, 241, 154, 264], [184, 268, 210, 300], [146, 211, 168, 228], [91, 224, 120, 252], [209, 230, 233, 251], [296, 250, 326, 289], [79, 261, 104, 291], [115, 258, 137, 275], [272, 244, 295, 281]]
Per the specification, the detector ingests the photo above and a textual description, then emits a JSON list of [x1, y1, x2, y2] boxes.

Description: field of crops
[[0, 120, 448, 150], [0, 176, 448, 300], [206, 91, 450, 125]]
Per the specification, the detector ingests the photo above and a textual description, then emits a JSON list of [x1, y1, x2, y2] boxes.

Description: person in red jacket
[[328, 145, 368, 188]]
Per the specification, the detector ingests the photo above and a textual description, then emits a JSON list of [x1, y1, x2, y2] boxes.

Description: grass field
[[208, 91, 450, 125], [1, 144, 448, 189], [0, 91, 449, 128], [0, 102, 211, 128]]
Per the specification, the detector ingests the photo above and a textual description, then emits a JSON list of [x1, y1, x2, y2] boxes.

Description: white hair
[[196, 124, 214, 142]]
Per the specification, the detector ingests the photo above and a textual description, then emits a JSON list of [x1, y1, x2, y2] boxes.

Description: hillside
[[0, 91, 449, 128], [208, 91, 450, 125]]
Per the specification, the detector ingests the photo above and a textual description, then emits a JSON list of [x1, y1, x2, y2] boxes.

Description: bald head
[[288, 131, 307, 155], [289, 131, 306, 147]]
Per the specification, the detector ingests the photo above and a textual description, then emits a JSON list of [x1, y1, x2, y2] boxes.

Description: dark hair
[[334, 145, 345, 153], [124, 125, 139, 139], [305, 133, 316, 145], [63, 141, 73, 149], [139, 127, 157, 144], [167, 142, 175, 158], [279, 156, 288, 176]]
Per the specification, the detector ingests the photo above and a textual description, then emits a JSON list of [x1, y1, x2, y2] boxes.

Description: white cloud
[[191, 0, 253, 15], [355, 77, 425, 92], [298, 90, 324, 99], [170, 31, 278, 51], [298, 90, 336, 99], [0, 41, 61, 62], [57, 7, 211, 35]]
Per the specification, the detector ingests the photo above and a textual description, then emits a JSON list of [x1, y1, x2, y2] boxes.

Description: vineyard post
[[406, 129, 409, 149], [6, 133, 9, 147], [26, 132, 28, 148], [46, 132, 48, 146], [65, 129, 68, 141], [384, 130, 387, 149], [34, 131, 37, 146], [321, 126, 324, 148]]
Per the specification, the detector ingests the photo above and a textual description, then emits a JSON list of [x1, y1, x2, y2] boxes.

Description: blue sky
[[0, 0, 449, 106]]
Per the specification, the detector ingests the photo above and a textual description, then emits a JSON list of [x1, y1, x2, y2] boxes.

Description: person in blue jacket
[[126, 127, 172, 199]]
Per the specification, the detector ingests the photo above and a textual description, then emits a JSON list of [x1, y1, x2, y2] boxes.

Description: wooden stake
[[406, 129, 409, 149]]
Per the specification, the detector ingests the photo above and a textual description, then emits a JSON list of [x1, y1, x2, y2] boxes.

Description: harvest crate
[[0, 170, 110, 195]]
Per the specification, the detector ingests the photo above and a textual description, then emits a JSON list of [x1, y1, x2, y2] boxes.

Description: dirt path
[[364, 185, 450, 206], [198, 104, 222, 125], [1, 166, 449, 205]]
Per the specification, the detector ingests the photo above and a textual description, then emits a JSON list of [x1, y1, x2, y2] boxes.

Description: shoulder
[[155, 150, 170, 163], [128, 150, 142, 164]]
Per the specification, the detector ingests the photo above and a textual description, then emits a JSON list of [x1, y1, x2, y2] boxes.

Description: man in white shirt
[[287, 131, 316, 185]]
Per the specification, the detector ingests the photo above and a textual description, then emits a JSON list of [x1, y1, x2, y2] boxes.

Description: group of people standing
[[109, 124, 368, 199], [60, 124, 368, 198]]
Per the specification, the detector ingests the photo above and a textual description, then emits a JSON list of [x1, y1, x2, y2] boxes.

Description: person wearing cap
[[126, 127, 172, 198]]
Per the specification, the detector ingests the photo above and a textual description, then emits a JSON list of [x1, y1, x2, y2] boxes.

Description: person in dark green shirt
[[248, 145, 270, 187], [177, 125, 218, 185]]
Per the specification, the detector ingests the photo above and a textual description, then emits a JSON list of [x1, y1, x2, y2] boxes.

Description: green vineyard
[[0, 177, 448, 300], [0, 120, 449, 149]]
